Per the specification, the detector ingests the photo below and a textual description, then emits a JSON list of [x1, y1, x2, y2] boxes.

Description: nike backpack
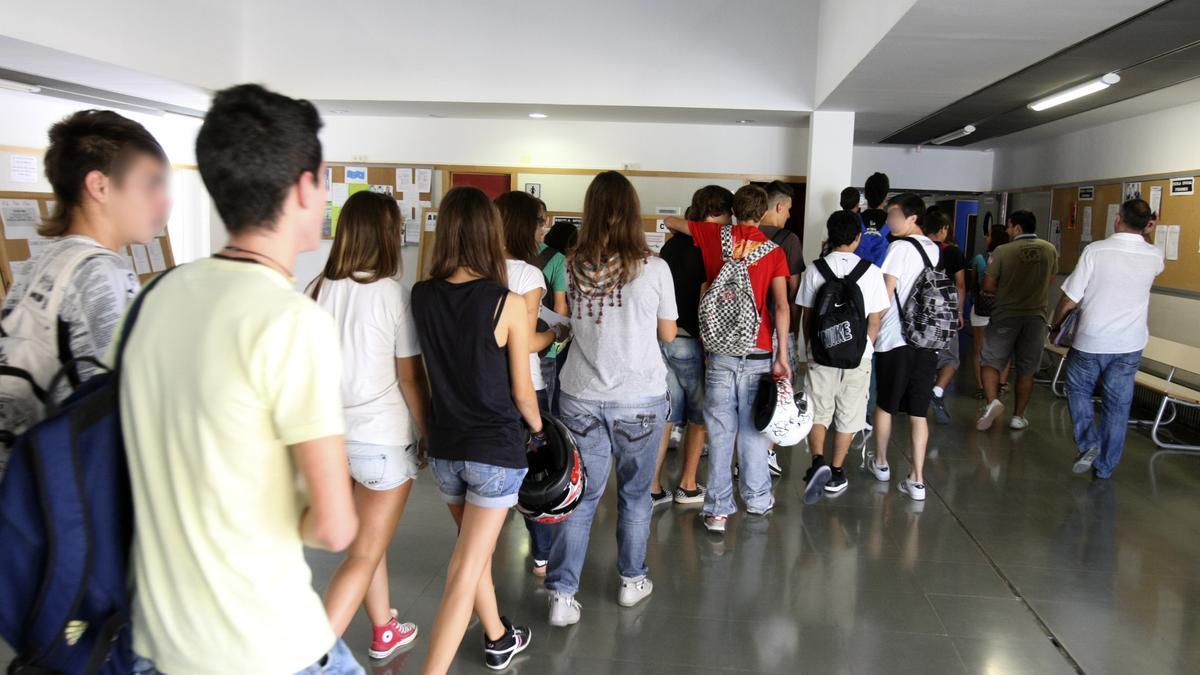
[[698, 226, 778, 356], [0, 269, 172, 675], [896, 237, 958, 351], [0, 246, 120, 474], [810, 257, 872, 368]]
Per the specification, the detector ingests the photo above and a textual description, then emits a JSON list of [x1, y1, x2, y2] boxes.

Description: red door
[[451, 172, 512, 201]]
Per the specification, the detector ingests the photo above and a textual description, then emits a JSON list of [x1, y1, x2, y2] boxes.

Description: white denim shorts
[[346, 441, 420, 491]]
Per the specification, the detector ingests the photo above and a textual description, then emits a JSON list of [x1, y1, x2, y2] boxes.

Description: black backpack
[[810, 257, 872, 368]]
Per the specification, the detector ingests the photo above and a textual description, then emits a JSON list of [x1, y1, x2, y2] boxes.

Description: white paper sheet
[[416, 168, 432, 193], [330, 183, 350, 207], [9, 154, 38, 183], [1081, 207, 1093, 242], [401, 189, 420, 204], [1166, 224, 1180, 261], [646, 232, 666, 253], [1150, 185, 1163, 217], [538, 305, 569, 329], [129, 244, 152, 274], [9, 260, 34, 286], [0, 199, 43, 239], [396, 168, 414, 189], [147, 238, 167, 272], [1123, 182, 1142, 202], [424, 212, 438, 232], [1154, 226, 1169, 257], [344, 166, 368, 184], [1105, 204, 1119, 238], [27, 238, 52, 260], [404, 218, 421, 244], [369, 184, 394, 195], [656, 219, 668, 232]]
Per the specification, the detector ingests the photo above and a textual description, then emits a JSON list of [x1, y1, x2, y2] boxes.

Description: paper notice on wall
[[404, 218, 420, 244], [396, 168, 414, 189], [401, 189, 420, 204], [416, 168, 432, 193], [646, 232, 666, 253], [129, 243, 152, 274], [27, 238, 52, 260], [1105, 204, 1119, 238], [1123, 182, 1142, 202], [146, 238, 167, 272], [325, 166, 332, 189], [369, 184, 394, 196], [656, 219, 668, 233], [9, 154, 38, 183], [344, 166, 368, 184], [1154, 226, 1169, 257], [330, 183, 350, 207], [9, 260, 34, 286], [424, 212, 438, 232], [1150, 185, 1163, 217], [348, 183, 369, 197], [1165, 224, 1180, 261], [1081, 206, 1093, 242], [0, 199, 43, 239], [419, 200, 432, 209]]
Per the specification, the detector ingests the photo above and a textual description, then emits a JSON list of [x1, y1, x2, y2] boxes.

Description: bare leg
[[830, 431, 855, 469], [679, 423, 705, 491], [1014, 375, 1035, 417], [808, 424, 828, 459], [324, 480, 414, 633], [935, 364, 956, 391], [972, 326, 985, 387], [422, 503, 509, 675], [873, 407, 893, 467], [981, 366, 1001, 403], [652, 422, 674, 494], [910, 417, 929, 484]]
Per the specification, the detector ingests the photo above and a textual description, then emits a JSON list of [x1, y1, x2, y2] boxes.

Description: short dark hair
[[864, 172, 890, 208], [544, 220, 579, 254], [196, 84, 323, 235], [495, 190, 542, 264], [888, 192, 927, 232], [826, 210, 860, 250], [41, 109, 167, 237], [1007, 210, 1037, 234], [685, 185, 734, 221], [733, 185, 769, 223], [925, 205, 953, 241], [1120, 198, 1153, 231], [764, 180, 794, 209], [839, 187, 860, 211]]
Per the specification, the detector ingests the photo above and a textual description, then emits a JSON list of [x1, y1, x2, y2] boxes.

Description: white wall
[[852, 145, 994, 193], [815, 0, 918, 104]]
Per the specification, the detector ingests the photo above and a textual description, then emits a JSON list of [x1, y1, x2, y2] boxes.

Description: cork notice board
[[325, 164, 433, 240], [0, 190, 176, 301]]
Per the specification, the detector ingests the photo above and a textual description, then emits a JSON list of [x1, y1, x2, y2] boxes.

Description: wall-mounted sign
[[1170, 176, 1195, 196], [1077, 186, 1094, 200]]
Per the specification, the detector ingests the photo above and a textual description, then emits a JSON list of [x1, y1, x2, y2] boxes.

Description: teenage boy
[[840, 187, 861, 214], [0, 110, 170, 469], [867, 193, 941, 501], [976, 210, 1058, 431], [798, 211, 889, 500], [760, 180, 805, 477], [664, 185, 791, 534], [120, 84, 362, 675], [858, 172, 891, 267], [1051, 199, 1162, 478], [927, 207, 967, 424], [653, 186, 732, 507]]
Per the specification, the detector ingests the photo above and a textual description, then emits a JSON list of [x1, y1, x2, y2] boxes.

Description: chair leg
[[1150, 397, 1200, 452], [1050, 354, 1067, 398]]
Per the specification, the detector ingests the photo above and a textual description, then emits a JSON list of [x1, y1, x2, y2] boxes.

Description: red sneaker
[[369, 616, 418, 660]]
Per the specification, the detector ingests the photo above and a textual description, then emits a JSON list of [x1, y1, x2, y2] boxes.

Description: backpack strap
[[719, 225, 734, 262], [742, 238, 779, 266], [901, 237, 934, 269], [846, 258, 872, 284], [112, 268, 176, 377], [768, 227, 794, 248], [814, 257, 836, 283]]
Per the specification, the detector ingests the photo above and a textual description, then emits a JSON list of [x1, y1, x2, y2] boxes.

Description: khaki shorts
[[982, 315, 1047, 376], [804, 356, 872, 434]]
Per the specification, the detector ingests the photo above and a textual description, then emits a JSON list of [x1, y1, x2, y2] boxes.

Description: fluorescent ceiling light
[[736, 119, 755, 124], [0, 78, 41, 94], [929, 125, 976, 145], [528, 112, 548, 119], [1028, 72, 1120, 112]]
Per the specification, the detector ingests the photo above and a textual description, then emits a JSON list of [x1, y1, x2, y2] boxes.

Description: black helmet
[[517, 413, 587, 524]]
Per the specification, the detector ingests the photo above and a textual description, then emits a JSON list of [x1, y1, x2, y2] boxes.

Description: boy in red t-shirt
[[663, 185, 790, 534]]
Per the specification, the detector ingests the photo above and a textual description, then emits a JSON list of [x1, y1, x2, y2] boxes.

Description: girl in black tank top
[[410, 187, 543, 674]]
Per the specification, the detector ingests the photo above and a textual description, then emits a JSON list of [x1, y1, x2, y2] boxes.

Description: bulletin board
[[0, 190, 176, 300], [324, 164, 433, 240], [1050, 174, 1199, 293]]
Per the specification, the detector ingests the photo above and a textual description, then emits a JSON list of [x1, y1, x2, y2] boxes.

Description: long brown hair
[[572, 171, 647, 284], [308, 190, 401, 300], [495, 190, 541, 264], [430, 186, 508, 286]]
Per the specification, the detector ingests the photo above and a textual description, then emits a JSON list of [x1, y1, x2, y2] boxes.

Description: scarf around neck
[[569, 255, 625, 324]]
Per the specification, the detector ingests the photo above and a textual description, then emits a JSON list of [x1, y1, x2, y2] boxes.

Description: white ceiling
[[822, 0, 1166, 143]]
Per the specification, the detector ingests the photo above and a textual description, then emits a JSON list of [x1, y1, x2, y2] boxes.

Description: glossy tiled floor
[[305, 370, 1200, 674]]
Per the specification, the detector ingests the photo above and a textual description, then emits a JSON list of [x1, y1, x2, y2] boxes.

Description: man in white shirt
[[797, 211, 890, 502], [1050, 199, 1163, 479], [867, 194, 941, 502]]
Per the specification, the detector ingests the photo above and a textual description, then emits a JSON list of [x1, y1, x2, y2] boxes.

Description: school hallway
[[299, 365, 1200, 675]]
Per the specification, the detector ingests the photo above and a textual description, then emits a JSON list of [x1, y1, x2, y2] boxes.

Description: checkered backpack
[[698, 226, 778, 356], [896, 237, 958, 350]]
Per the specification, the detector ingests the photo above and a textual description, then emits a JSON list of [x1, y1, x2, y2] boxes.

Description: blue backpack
[[0, 270, 171, 675]]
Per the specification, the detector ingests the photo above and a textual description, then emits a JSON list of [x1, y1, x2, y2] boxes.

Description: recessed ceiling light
[[736, 119, 755, 124], [1028, 72, 1120, 112], [528, 112, 548, 119]]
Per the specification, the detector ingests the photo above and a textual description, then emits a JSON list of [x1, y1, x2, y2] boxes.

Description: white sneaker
[[976, 400, 1005, 431], [702, 514, 727, 533], [1009, 416, 1029, 430], [865, 452, 890, 482], [617, 576, 653, 607], [548, 592, 581, 627], [898, 477, 926, 501], [767, 449, 783, 477]]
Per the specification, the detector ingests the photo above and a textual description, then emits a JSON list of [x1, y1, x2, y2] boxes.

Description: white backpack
[[698, 226, 778, 356], [0, 247, 117, 459]]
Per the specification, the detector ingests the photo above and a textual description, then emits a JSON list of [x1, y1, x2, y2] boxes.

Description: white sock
[[932, 386, 945, 398]]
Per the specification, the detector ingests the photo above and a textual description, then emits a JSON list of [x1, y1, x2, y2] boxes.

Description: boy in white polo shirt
[[798, 211, 890, 501], [1050, 198, 1163, 479]]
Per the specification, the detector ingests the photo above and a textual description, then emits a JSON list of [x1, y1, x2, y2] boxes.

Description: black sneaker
[[484, 616, 531, 670], [803, 465, 832, 505], [930, 394, 950, 425], [824, 468, 848, 494], [802, 456, 826, 483]]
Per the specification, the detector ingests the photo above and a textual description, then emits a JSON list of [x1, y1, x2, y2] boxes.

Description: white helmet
[[754, 377, 813, 447]]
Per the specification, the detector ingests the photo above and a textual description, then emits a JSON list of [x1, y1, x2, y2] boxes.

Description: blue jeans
[[133, 639, 363, 674], [703, 354, 774, 516], [546, 392, 669, 595], [662, 336, 705, 425], [1066, 349, 1142, 478], [430, 458, 527, 509]]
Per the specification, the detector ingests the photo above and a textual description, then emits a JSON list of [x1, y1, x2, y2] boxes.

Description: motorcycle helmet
[[753, 376, 813, 446], [517, 412, 587, 524]]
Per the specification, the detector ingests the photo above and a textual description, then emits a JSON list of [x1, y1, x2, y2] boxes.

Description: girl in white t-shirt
[[308, 191, 430, 660]]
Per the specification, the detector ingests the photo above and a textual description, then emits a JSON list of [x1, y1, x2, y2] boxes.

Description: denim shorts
[[346, 441, 419, 491], [662, 336, 705, 425], [430, 458, 528, 509]]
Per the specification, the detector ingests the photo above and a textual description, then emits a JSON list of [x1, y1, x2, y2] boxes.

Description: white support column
[[802, 110, 855, 263]]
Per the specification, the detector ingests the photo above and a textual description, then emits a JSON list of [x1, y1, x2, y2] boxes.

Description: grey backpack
[[895, 237, 958, 351], [698, 226, 778, 356]]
